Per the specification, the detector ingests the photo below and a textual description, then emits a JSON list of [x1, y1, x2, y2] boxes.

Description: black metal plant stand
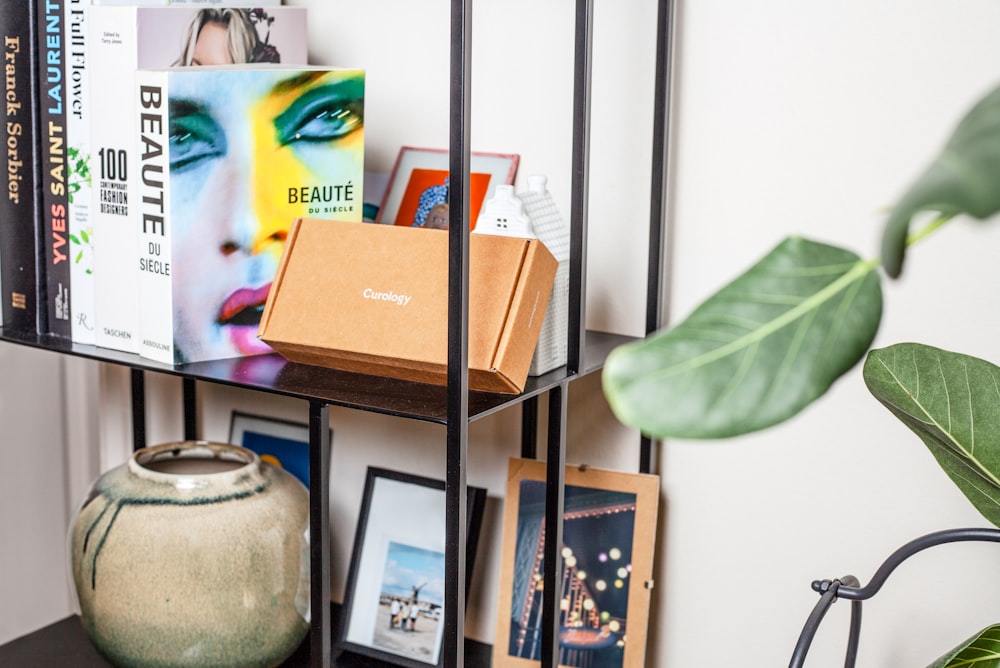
[[788, 527, 1000, 668]]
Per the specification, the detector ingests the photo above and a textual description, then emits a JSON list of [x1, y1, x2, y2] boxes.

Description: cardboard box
[[258, 219, 558, 393]]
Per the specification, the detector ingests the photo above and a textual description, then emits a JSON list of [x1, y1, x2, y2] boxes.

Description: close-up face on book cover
[[142, 66, 365, 364]]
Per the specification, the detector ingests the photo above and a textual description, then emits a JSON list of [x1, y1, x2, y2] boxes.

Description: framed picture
[[493, 459, 660, 668], [228, 411, 327, 489], [338, 467, 488, 667], [375, 146, 519, 229]]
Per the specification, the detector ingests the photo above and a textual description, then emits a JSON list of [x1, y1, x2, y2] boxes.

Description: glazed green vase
[[69, 441, 310, 668]]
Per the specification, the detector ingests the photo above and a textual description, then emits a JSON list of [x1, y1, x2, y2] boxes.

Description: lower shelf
[[0, 606, 493, 667]]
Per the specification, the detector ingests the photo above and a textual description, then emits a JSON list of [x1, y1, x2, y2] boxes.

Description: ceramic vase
[[69, 441, 310, 668]]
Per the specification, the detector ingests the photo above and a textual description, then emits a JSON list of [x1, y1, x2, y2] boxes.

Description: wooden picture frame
[[338, 467, 488, 667], [228, 411, 327, 489], [375, 146, 519, 229], [493, 459, 660, 668]]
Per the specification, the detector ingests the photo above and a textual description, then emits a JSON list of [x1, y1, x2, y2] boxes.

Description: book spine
[[89, 6, 138, 352], [65, 0, 95, 343], [136, 68, 173, 364], [0, 0, 45, 334], [37, 0, 72, 338]]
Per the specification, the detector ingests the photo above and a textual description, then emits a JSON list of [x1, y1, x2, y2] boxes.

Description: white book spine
[[136, 69, 173, 364], [89, 5, 139, 352], [66, 0, 96, 343]]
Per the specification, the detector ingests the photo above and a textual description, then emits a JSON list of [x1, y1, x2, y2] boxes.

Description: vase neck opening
[[130, 441, 259, 483]]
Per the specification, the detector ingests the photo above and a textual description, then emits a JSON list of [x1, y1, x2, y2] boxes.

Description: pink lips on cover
[[217, 283, 272, 324], [218, 283, 274, 355]]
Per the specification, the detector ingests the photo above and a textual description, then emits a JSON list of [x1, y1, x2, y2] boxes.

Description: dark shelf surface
[[0, 328, 634, 423], [0, 610, 493, 667]]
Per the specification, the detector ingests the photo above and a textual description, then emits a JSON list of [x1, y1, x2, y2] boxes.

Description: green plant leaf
[[864, 343, 1000, 527], [927, 625, 1000, 668], [883, 82, 1000, 278], [601, 236, 882, 439]]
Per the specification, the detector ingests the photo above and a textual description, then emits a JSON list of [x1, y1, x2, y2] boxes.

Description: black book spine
[[36, 0, 70, 337], [0, 0, 45, 334]]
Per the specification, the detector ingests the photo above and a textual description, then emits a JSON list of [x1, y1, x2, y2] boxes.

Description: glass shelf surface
[[0, 328, 635, 423]]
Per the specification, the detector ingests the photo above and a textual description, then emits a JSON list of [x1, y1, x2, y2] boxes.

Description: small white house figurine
[[475, 184, 535, 237]]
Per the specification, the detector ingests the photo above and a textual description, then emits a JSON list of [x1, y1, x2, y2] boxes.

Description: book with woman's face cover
[[136, 65, 365, 364], [87, 5, 307, 354]]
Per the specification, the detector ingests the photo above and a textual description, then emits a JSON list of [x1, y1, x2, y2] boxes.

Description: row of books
[[0, 0, 366, 364]]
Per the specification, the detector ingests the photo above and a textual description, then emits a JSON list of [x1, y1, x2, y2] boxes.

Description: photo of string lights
[[508, 481, 638, 668]]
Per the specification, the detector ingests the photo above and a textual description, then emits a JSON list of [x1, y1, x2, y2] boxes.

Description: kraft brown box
[[258, 218, 558, 394]]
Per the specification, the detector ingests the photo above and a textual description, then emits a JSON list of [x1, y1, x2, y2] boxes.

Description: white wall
[[0, 351, 99, 645], [12, 1, 1000, 666], [664, 1, 1000, 667], [0, 346, 68, 644]]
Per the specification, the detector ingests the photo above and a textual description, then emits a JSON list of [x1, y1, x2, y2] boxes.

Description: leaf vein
[[643, 259, 879, 382]]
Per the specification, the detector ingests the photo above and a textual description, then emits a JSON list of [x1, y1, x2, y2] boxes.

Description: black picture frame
[[337, 467, 487, 667]]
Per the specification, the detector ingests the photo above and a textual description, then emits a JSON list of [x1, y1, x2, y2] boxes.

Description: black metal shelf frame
[[0, 0, 674, 666]]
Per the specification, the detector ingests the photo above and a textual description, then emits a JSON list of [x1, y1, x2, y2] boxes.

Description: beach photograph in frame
[[493, 458, 660, 668], [375, 146, 519, 229], [338, 467, 487, 667]]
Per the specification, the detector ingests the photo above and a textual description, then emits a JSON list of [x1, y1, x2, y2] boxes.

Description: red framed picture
[[376, 146, 519, 229]]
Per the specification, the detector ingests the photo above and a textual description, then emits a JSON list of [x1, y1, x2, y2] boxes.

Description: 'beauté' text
[[137, 85, 170, 279], [137, 85, 165, 236]]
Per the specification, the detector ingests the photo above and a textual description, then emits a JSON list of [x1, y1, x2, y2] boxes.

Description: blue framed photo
[[228, 411, 326, 488]]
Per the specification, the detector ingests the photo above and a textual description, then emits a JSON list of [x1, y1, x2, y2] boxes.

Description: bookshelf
[[0, 0, 673, 666]]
